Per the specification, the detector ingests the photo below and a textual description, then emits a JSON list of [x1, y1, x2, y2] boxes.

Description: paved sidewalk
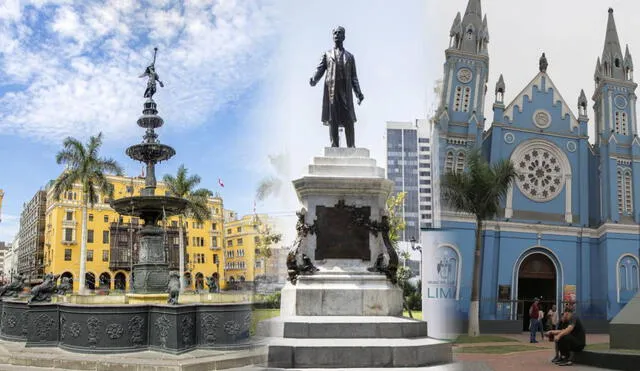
[[454, 333, 614, 371]]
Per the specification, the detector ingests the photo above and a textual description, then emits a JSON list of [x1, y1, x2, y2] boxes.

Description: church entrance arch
[[515, 250, 558, 331]]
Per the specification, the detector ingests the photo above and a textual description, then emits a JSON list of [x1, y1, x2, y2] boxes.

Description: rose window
[[515, 148, 565, 201]]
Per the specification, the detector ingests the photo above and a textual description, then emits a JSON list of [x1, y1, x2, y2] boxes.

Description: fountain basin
[[110, 196, 188, 218], [0, 299, 253, 354]]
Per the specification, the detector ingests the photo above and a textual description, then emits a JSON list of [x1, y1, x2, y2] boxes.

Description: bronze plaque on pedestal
[[315, 204, 371, 260]]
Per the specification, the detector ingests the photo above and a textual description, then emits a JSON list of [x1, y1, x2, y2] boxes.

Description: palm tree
[[53, 133, 123, 294], [440, 148, 516, 337], [162, 165, 213, 292]]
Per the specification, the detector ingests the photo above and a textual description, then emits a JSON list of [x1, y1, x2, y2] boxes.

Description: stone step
[[257, 316, 428, 339], [245, 362, 490, 371], [308, 164, 385, 178], [323, 147, 370, 158], [266, 337, 452, 368], [313, 157, 377, 167]]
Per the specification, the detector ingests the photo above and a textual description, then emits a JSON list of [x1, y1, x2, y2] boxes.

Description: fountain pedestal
[[133, 224, 169, 294]]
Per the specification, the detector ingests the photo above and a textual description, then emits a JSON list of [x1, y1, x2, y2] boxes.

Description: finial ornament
[[139, 47, 165, 99], [539, 52, 548, 73]]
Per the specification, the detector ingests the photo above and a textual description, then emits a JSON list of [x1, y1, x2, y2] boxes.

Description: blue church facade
[[431, 0, 640, 326]]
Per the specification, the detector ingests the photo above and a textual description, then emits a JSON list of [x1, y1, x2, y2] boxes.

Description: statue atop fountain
[[110, 48, 188, 294]]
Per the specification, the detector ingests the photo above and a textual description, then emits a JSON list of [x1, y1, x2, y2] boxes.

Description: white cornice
[[441, 211, 640, 238]]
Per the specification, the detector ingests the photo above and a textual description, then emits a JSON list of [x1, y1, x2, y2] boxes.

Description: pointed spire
[[463, 0, 482, 22], [480, 14, 489, 42], [539, 52, 548, 73], [624, 44, 633, 69], [578, 89, 588, 117], [495, 74, 505, 94], [601, 8, 625, 80], [459, 0, 484, 54], [450, 12, 462, 37]]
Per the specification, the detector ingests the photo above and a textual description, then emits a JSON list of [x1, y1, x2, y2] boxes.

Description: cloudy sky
[[2, 0, 635, 245], [0, 0, 430, 244]]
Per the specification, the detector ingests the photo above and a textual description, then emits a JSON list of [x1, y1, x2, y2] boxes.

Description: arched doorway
[[98, 272, 111, 290], [61, 272, 73, 291], [517, 252, 557, 331], [114, 272, 126, 291], [184, 272, 192, 289], [85, 272, 96, 290]]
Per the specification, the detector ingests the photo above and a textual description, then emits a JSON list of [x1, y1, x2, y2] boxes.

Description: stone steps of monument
[[308, 164, 385, 178], [266, 337, 452, 368], [313, 156, 378, 166], [231, 362, 483, 371], [257, 316, 428, 339]]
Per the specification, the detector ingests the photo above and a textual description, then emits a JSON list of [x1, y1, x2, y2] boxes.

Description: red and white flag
[[218, 178, 225, 188]]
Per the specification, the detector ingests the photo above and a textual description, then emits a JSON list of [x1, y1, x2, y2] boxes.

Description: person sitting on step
[[547, 308, 586, 366]]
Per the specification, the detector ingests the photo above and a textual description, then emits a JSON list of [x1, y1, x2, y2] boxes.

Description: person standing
[[529, 297, 541, 343], [548, 304, 559, 331]]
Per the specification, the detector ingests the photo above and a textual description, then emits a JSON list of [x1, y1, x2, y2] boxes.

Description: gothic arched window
[[617, 169, 624, 214], [624, 170, 633, 214], [445, 151, 454, 173], [454, 86, 462, 112], [455, 151, 465, 173], [462, 87, 472, 112], [618, 255, 640, 302], [621, 112, 628, 135], [615, 111, 621, 134]]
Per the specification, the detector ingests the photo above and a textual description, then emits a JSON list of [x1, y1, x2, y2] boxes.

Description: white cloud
[[0, 0, 280, 142]]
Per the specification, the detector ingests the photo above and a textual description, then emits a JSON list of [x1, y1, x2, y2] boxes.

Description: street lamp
[[410, 236, 423, 282]]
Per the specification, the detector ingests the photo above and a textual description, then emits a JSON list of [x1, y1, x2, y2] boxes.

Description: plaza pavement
[[454, 332, 615, 371]]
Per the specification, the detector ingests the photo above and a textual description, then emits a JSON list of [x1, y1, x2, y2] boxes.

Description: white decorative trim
[[533, 109, 552, 129], [504, 132, 515, 144], [440, 212, 639, 239], [615, 253, 640, 303], [503, 72, 579, 131], [614, 95, 628, 109], [510, 139, 571, 208], [457, 68, 473, 83], [566, 141, 577, 153]]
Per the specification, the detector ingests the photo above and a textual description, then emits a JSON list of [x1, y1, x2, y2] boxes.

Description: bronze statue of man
[[310, 26, 364, 148]]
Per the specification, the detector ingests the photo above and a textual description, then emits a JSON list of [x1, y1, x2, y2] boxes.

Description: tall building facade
[[432, 0, 640, 328], [386, 120, 434, 243], [17, 190, 47, 284], [43, 174, 227, 292]]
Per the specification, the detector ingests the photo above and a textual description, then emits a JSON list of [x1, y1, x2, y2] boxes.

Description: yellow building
[[223, 213, 277, 288], [43, 174, 226, 292]]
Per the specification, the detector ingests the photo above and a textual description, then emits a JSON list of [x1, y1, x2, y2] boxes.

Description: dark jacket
[[310, 48, 363, 126]]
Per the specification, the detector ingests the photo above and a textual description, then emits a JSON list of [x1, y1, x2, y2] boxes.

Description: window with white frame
[[618, 255, 640, 302], [462, 87, 471, 112], [454, 86, 463, 112], [445, 151, 454, 172], [617, 167, 633, 215]]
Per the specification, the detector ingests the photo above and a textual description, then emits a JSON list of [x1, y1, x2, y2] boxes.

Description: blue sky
[[0, 0, 434, 245]]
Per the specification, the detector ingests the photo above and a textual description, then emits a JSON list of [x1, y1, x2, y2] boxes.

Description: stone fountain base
[[132, 263, 170, 294], [0, 299, 253, 354]]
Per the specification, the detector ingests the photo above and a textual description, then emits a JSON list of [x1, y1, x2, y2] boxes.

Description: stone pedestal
[[133, 225, 169, 294], [610, 293, 640, 349], [261, 147, 452, 368]]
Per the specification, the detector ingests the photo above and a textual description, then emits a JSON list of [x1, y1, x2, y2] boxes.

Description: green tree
[[254, 215, 282, 280], [162, 165, 213, 292], [385, 192, 416, 317], [440, 148, 516, 336], [52, 133, 123, 294]]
